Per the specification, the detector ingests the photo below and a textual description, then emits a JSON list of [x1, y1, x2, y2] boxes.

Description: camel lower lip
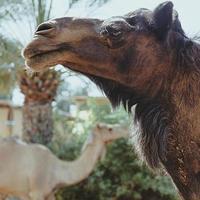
[[24, 50, 60, 70]]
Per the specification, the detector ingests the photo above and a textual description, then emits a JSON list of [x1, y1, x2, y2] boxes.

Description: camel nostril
[[35, 22, 55, 35]]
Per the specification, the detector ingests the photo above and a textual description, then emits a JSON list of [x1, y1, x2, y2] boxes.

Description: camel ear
[[153, 1, 174, 39]]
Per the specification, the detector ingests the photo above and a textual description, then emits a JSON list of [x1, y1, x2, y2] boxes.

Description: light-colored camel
[[0, 124, 128, 200]]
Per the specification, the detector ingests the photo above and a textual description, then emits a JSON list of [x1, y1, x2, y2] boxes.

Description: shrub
[[55, 138, 178, 200]]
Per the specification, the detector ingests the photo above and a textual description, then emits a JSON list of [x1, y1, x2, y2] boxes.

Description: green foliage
[[69, 0, 80, 9], [0, 0, 22, 20], [54, 139, 178, 200], [0, 0, 53, 29], [0, 0, 111, 29], [50, 98, 178, 200], [0, 35, 22, 97], [89, 0, 110, 7], [0, 35, 22, 65], [87, 99, 129, 125]]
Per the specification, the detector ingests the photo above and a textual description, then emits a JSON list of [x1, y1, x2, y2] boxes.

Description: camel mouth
[[23, 42, 73, 59], [23, 49, 60, 71], [24, 49, 85, 73], [24, 49, 54, 60], [23, 45, 56, 61], [23, 41, 75, 71]]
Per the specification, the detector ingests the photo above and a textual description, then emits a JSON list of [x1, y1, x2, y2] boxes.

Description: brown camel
[[23, 1, 200, 200]]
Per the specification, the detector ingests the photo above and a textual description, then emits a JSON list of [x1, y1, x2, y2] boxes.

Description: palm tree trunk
[[20, 69, 60, 144], [22, 101, 53, 144]]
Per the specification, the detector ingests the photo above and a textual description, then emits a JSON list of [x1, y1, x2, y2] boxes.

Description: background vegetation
[[49, 100, 179, 200]]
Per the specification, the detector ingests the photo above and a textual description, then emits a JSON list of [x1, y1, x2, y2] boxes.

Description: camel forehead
[[103, 17, 126, 24], [102, 8, 152, 25], [125, 8, 153, 20], [102, 17, 129, 28]]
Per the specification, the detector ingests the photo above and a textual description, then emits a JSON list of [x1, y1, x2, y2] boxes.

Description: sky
[[10, 0, 200, 105], [68, 0, 200, 35]]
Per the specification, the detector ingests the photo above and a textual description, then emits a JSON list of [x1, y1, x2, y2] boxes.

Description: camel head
[[93, 123, 128, 143], [23, 1, 188, 110], [82, 123, 128, 151]]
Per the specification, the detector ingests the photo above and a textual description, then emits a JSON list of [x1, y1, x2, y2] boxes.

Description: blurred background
[[1, 0, 199, 199]]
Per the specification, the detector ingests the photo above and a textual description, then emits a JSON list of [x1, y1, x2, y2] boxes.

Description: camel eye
[[128, 16, 137, 26], [101, 22, 127, 48], [110, 30, 122, 38], [106, 26, 123, 39]]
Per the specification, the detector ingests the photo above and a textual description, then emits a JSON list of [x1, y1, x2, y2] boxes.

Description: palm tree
[[0, 0, 110, 145], [1, 0, 75, 144], [18, 1, 61, 144], [0, 0, 62, 144]]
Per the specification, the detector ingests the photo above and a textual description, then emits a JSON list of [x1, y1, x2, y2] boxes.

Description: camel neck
[[54, 140, 105, 187], [170, 70, 200, 134], [162, 70, 200, 200]]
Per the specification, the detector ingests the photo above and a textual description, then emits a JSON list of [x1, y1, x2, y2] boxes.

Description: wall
[[0, 101, 22, 138]]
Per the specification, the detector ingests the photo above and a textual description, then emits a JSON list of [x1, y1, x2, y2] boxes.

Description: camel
[[23, 1, 200, 199], [0, 124, 128, 200]]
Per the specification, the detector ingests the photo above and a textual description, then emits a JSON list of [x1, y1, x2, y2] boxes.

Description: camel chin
[[25, 59, 48, 72]]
